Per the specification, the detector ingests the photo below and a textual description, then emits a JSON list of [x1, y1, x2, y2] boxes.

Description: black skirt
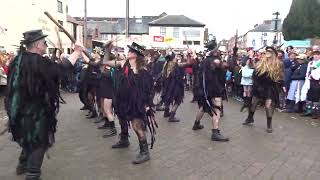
[[307, 80, 320, 102], [97, 76, 114, 99]]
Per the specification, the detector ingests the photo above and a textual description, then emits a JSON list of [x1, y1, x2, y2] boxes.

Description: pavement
[[0, 92, 320, 180]]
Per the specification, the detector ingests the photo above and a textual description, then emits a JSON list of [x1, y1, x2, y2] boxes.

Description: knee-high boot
[[132, 139, 150, 164]]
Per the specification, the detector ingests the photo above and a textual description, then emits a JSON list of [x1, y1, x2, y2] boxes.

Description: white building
[[0, 0, 82, 53], [148, 15, 206, 50], [243, 20, 283, 50]]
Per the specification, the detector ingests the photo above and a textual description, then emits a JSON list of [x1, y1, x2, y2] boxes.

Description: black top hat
[[265, 46, 278, 56], [127, 42, 145, 57], [21, 29, 48, 45]]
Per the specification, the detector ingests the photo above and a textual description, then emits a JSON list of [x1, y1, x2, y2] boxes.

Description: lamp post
[[272, 12, 280, 46], [84, 0, 87, 48]]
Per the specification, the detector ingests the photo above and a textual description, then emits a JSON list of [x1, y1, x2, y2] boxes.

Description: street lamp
[[272, 12, 280, 46]]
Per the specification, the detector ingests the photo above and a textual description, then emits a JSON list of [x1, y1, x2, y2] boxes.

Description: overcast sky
[[68, 0, 293, 41]]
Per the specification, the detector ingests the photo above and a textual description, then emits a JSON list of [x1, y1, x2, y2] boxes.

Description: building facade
[[78, 13, 206, 50], [243, 20, 283, 50], [0, 0, 83, 53]]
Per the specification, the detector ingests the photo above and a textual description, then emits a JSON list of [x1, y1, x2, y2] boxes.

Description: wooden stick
[[44, 11, 91, 59]]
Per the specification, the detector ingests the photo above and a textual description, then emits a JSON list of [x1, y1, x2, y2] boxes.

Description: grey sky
[[68, 0, 293, 41]]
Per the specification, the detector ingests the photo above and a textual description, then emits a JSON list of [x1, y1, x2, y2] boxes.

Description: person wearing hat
[[243, 46, 286, 133], [145, 50, 165, 110], [284, 50, 299, 92], [102, 42, 156, 164], [286, 54, 308, 113], [160, 51, 192, 122], [192, 50, 229, 142], [301, 50, 320, 119], [6, 29, 84, 180]]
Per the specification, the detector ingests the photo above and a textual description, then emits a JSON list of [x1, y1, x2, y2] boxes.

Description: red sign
[[153, 36, 164, 42]]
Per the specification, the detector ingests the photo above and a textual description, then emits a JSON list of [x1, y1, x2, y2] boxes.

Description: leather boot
[[243, 112, 254, 125], [103, 128, 117, 138], [192, 121, 204, 130], [296, 102, 304, 113], [94, 115, 104, 123], [168, 112, 180, 122], [132, 140, 150, 164], [16, 164, 27, 175], [240, 97, 250, 112], [103, 121, 117, 138], [17, 149, 27, 175], [312, 106, 319, 119], [87, 110, 98, 119], [112, 133, 130, 149], [163, 108, 170, 118], [211, 129, 229, 142], [98, 118, 110, 129], [267, 117, 273, 133], [285, 100, 295, 113]]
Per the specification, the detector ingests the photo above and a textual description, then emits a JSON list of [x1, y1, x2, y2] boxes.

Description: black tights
[[249, 96, 274, 128], [119, 118, 146, 141], [165, 102, 180, 113]]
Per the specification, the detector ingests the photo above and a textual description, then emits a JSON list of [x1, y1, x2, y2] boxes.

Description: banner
[[153, 36, 164, 42], [164, 36, 175, 43]]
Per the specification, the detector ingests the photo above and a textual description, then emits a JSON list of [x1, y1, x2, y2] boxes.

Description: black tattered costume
[[194, 56, 225, 116], [6, 29, 78, 180], [243, 46, 285, 133]]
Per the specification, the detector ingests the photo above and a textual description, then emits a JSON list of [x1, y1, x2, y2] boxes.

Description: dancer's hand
[[74, 41, 85, 52], [145, 106, 151, 112]]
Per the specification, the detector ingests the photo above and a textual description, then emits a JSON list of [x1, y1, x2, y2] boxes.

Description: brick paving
[[0, 92, 320, 180]]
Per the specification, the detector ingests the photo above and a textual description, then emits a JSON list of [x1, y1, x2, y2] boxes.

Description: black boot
[[17, 150, 27, 175], [243, 112, 255, 125], [132, 140, 150, 164], [192, 120, 204, 130], [296, 102, 304, 113], [16, 164, 27, 175], [211, 129, 229, 142], [285, 100, 295, 113], [164, 108, 170, 118], [94, 114, 104, 123], [103, 121, 117, 138], [97, 118, 110, 129], [312, 106, 319, 119], [168, 112, 180, 122], [267, 117, 273, 133], [240, 97, 249, 112], [87, 110, 98, 119], [112, 133, 130, 149]]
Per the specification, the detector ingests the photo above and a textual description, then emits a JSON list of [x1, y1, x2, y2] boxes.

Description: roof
[[67, 15, 83, 26], [81, 16, 159, 35], [148, 15, 205, 27], [248, 20, 282, 32]]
